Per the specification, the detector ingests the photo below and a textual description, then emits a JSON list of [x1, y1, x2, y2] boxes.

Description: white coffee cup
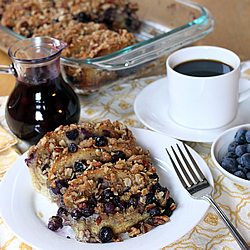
[[166, 46, 250, 129]]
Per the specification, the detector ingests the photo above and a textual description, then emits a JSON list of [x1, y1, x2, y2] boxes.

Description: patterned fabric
[[0, 63, 249, 249]]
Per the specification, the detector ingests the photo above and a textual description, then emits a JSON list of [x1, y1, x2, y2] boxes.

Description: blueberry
[[247, 144, 250, 153], [75, 12, 92, 23], [89, 194, 97, 207], [149, 206, 161, 216], [235, 129, 247, 144], [236, 157, 242, 165], [160, 186, 169, 194], [71, 209, 83, 220], [222, 154, 234, 163], [25, 151, 35, 166], [82, 206, 94, 217], [57, 207, 68, 216], [111, 150, 126, 162], [41, 163, 50, 172], [163, 208, 173, 217], [73, 161, 86, 172], [228, 141, 238, 152], [104, 202, 115, 214], [246, 172, 250, 180], [95, 136, 108, 147], [125, 16, 133, 27], [221, 157, 237, 173], [150, 183, 162, 193], [235, 144, 247, 156], [101, 13, 114, 27], [234, 170, 246, 179], [238, 165, 248, 174], [225, 151, 237, 158], [66, 129, 79, 140], [245, 130, 250, 143], [68, 143, 78, 153], [128, 195, 138, 209], [146, 193, 156, 205], [51, 180, 69, 195], [117, 201, 126, 211], [111, 196, 120, 206], [166, 197, 175, 209], [102, 189, 114, 200], [48, 216, 63, 231], [241, 153, 250, 170], [149, 173, 159, 180], [20, 21, 29, 28], [98, 227, 114, 243]]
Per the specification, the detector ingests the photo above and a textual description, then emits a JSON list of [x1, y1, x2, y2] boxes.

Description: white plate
[[134, 77, 250, 142], [0, 128, 213, 250]]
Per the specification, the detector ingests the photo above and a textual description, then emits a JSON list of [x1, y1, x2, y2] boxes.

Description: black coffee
[[173, 59, 233, 77]]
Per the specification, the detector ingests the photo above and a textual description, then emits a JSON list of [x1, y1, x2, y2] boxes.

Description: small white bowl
[[211, 124, 250, 188]]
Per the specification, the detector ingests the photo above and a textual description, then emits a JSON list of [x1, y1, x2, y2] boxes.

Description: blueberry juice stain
[[6, 75, 80, 143]]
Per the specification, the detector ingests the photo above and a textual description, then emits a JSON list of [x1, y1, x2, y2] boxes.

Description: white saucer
[[134, 77, 250, 142]]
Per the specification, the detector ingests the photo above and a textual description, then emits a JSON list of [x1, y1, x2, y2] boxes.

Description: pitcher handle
[[0, 64, 15, 75]]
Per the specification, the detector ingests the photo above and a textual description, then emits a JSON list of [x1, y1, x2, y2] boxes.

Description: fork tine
[[166, 148, 187, 188], [170, 146, 193, 186], [176, 144, 199, 183], [183, 143, 206, 180]]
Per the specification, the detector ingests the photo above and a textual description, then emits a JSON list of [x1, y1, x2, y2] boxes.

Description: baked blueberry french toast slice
[[25, 120, 177, 243], [25, 120, 136, 196]]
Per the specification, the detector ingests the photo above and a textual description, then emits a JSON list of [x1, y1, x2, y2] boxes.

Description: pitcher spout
[[8, 37, 68, 62], [54, 40, 68, 53]]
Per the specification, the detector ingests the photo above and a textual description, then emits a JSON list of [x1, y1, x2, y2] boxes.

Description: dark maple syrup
[[6, 75, 80, 142]]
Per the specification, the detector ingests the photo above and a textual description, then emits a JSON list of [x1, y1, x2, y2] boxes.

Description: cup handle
[[238, 62, 250, 103], [238, 79, 250, 103], [239, 89, 250, 103]]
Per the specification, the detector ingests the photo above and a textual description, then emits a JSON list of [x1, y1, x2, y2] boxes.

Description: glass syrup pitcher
[[0, 37, 80, 142]]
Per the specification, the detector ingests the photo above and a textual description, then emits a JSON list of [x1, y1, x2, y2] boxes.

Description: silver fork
[[166, 143, 249, 250]]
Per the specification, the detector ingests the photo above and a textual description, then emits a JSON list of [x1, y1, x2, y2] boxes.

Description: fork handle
[[203, 194, 249, 250]]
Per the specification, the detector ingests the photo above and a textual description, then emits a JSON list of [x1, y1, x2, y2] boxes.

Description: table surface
[[0, 73, 250, 249], [0, 1, 249, 249]]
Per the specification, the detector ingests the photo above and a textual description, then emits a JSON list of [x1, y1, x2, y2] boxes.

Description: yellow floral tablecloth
[[0, 72, 249, 250]]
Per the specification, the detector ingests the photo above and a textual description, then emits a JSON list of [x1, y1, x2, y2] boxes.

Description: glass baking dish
[[0, 0, 214, 94]]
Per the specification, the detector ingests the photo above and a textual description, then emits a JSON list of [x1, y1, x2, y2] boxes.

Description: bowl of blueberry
[[211, 124, 250, 188]]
